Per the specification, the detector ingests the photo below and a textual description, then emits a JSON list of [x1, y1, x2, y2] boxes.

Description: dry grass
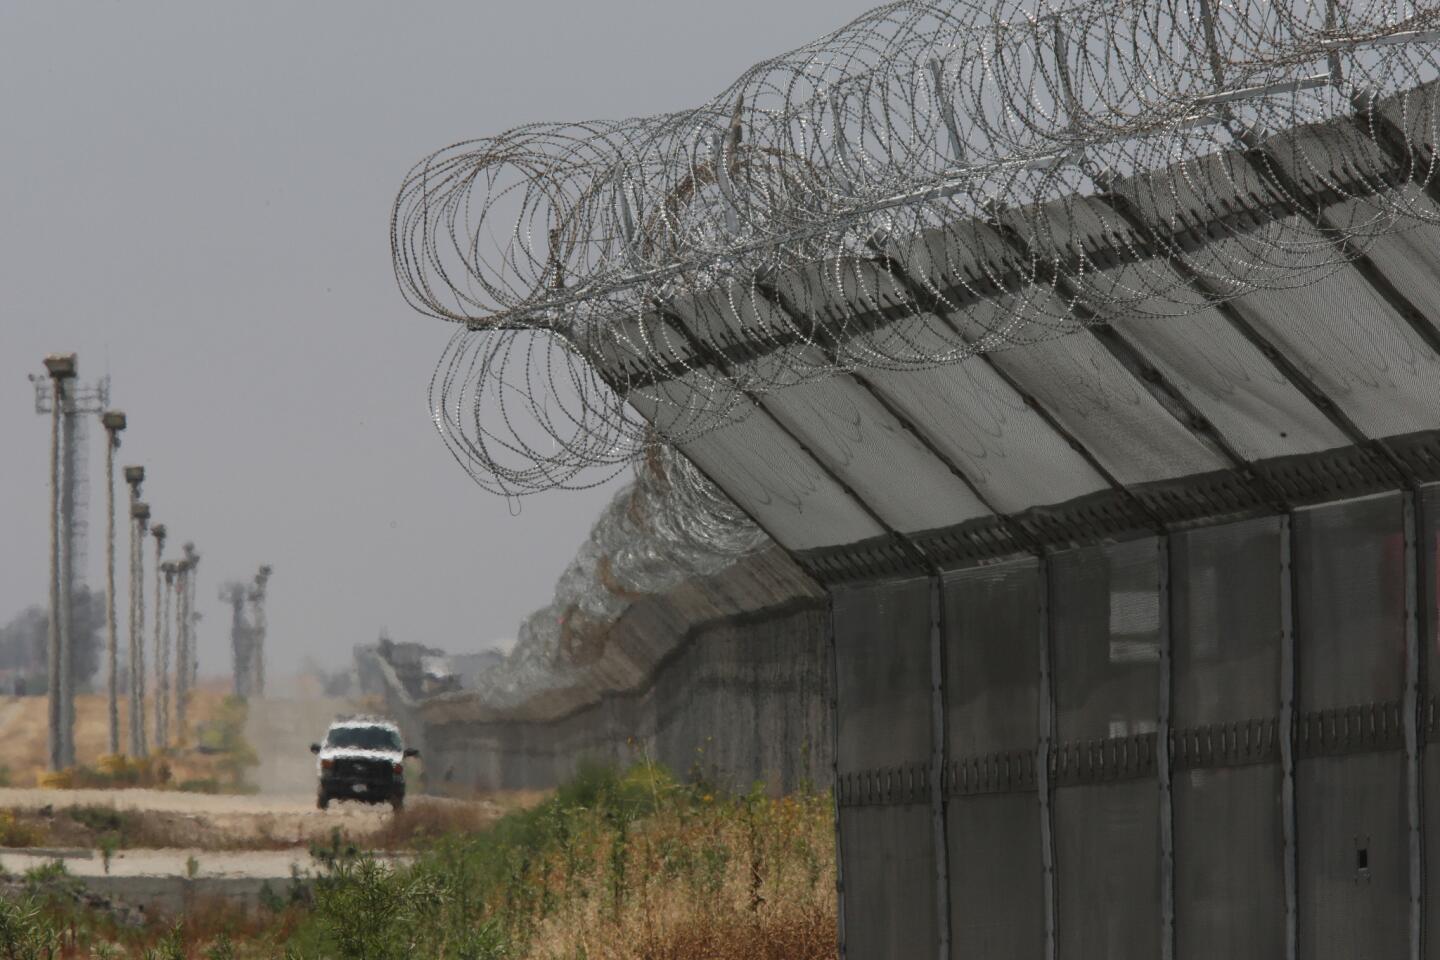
[[0, 684, 235, 788], [503, 785, 837, 960]]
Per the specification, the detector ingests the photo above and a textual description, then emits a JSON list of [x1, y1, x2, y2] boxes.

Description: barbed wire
[[396, 0, 1440, 496]]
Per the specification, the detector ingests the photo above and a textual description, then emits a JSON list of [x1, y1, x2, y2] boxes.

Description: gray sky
[[0, 0, 877, 678]]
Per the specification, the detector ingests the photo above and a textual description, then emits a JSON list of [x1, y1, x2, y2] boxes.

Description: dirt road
[[244, 695, 356, 795]]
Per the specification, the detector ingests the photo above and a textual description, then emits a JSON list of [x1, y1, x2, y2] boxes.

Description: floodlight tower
[[248, 565, 272, 698], [177, 542, 200, 739], [127, 488, 149, 757], [100, 410, 126, 756], [150, 523, 167, 750], [220, 582, 250, 699], [42, 354, 76, 771], [33, 359, 109, 767], [159, 560, 177, 749]]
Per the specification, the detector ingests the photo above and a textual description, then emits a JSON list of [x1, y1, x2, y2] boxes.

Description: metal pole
[[132, 501, 149, 758], [124, 465, 144, 757], [57, 384, 77, 769], [42, 354, 75, 772], [174, 561, 189, 745], [177, 543, 199, 744], [151, 524, 166, 751], [101, 412, 125, 756]]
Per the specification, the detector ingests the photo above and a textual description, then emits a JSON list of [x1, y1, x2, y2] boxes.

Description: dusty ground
[[243, 692, 357, 795], [0, 782, 512, 851]]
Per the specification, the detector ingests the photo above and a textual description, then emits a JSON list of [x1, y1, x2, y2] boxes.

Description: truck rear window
[[327, 726, 401, 751]]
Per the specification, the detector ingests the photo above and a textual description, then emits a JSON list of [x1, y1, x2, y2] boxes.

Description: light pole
[[160, 561, 177, 750], [124, 465, 145, 756], [177, 543, 199, 744], [100, 411, 126, 756], [150, 523, 167, 751], [43, 354, 76, 772]]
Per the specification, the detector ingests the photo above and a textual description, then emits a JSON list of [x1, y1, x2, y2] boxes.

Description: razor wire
[[468, 447, 769, 707], [396, 0, 1440, 496]]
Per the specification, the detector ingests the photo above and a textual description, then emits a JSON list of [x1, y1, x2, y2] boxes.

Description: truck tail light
[[320, 759, 334, 770], [392, 762, 404, 776]]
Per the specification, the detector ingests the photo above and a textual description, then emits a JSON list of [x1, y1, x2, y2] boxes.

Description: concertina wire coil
[[394, 0, 1440, 499]]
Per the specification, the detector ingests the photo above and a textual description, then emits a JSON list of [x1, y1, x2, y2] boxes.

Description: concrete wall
[[361, 547, 831, 794]]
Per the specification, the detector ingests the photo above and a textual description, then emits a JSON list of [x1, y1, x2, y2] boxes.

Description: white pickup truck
[[310, 717, 419, 811]]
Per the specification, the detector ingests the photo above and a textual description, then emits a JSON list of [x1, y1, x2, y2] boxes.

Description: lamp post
[[177, 543, 199, 742], [124, 467, 145, 756], [42, 354, 76, 771], [161, 561, 178, 750], [150, 523, 167, 751], [100, 411, 126, 756]]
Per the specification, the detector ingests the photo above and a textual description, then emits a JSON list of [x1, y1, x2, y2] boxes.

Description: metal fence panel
[[1173, 766, 1285, 960], [1292, 496, 1409, 960], [840, 806, 939, 960], [942, 560, 1042, 957], [1051, 537, 1162, 960], [1295, 754, 1410, 960], [947, 794, 1043, 959], [944, 559, 1040, 754], [832, 578, 936, 960], [1054, 781, 1160, 960], [1169, 518, 1285, 958], [832, 577, 932, 772], [1428, 744, 1439, 960], [1051, 538, 1161, 742], [1171, 517, 1283, 725], [1293, 493, 1406, 709]]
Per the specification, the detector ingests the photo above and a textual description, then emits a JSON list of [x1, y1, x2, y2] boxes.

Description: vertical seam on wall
[[1038, 555, 1058, 960], [1404, 492, 1424, 960], [826, 591, 847, 960], [1280, 513, 1299, 960], [930, 573, 952, 960], [1158, 536, 1176, 960]]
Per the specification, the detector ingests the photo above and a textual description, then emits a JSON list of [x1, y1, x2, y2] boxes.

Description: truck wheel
[[317, 793, 330, 811], [390, 795, 404, 813]]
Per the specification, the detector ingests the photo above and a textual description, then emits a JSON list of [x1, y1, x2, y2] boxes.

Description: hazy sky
[[0, 1, 879, 679]]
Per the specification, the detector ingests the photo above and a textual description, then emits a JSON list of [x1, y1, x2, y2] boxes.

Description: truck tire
[[390, 794, 404, 813], [317, 793, 330, 811]]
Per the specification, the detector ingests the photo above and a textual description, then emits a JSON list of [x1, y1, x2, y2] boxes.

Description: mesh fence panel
[[943, 560, 1043, 957]]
